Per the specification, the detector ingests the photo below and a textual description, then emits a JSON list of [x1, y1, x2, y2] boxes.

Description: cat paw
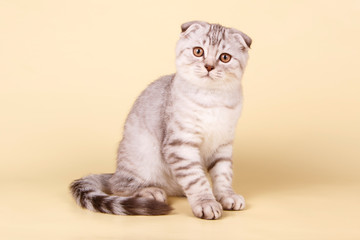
[[135, 187, 167, 203], [217, 194, 245, 210], [192, 199, 223, 220]]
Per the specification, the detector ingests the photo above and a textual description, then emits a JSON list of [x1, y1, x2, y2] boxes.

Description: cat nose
[[204, 64, 215, 72]]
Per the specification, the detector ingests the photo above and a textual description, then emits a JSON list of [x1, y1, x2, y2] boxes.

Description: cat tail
[[69, 174, 172, 215]]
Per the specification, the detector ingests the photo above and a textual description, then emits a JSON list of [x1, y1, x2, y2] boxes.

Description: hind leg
[[109, 171, 168, 203], [110, 178, 168, 203], [134, 187, 167, 203], [110, 131, 169, 202]]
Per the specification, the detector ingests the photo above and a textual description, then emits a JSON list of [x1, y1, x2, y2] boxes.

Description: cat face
[[175, 21, 251, 88]]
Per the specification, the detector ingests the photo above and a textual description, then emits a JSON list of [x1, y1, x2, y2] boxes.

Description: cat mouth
[[202, 73, 214, 80]]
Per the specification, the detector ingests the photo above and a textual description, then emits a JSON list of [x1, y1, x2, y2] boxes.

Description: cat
[[70, 21, 251, 220]]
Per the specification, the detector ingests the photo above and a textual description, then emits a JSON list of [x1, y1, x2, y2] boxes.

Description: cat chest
[[198, 106, 241, 156]]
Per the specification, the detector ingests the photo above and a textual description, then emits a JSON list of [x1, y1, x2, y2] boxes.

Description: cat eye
[[219, 53, 232, 63], [193, 47, 204, 57]]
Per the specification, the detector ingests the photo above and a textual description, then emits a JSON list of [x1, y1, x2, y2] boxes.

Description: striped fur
[[70, 21, 251, 219], [70, 174, 172, 215]]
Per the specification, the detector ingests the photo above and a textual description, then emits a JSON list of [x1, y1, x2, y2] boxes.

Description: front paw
[[217, 194, 245, 210], [191, 199, 223, 220]]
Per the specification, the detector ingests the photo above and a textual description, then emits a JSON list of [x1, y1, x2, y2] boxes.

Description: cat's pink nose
[[204, 64, 215, 72]]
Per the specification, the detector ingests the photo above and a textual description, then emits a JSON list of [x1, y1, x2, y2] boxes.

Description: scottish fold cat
[[70, 21, 251, 220]]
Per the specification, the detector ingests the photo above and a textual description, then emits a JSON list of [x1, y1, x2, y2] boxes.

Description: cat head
[[176, 21, 251, 88]]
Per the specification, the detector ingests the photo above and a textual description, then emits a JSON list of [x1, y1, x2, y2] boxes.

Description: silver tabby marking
[[70, 21, 251, 220]]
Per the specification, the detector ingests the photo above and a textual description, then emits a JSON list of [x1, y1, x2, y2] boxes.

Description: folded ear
[[240, 31, 252, 48], [180, 21, 208, 34], [231, 29, 252, 48]]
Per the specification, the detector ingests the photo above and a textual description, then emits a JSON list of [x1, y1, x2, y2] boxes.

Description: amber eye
[[219, 53, 232, 63], [193, 47, 204, 57]]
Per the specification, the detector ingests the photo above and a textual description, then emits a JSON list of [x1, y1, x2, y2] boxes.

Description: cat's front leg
[[207, 143, 245, 211], [163, 133, 222, 220]]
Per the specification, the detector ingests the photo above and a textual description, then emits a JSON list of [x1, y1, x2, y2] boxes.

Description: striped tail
[[69, 174, 172, 215]]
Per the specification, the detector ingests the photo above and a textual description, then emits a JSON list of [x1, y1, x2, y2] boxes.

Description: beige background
[[1, 0, 360, 239]]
